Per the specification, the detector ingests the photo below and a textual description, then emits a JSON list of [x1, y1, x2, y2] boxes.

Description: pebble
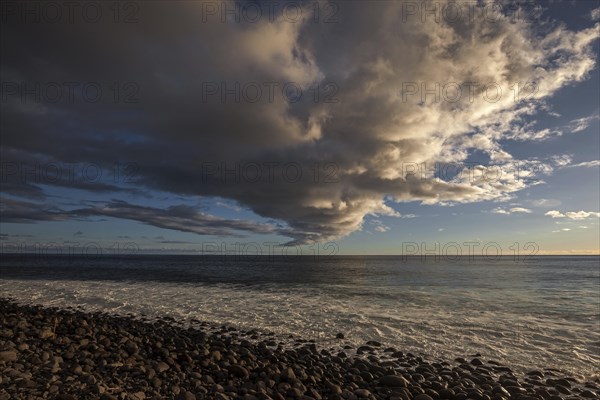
[[0, 351, 17, 362], [380, 375, 409, 387]]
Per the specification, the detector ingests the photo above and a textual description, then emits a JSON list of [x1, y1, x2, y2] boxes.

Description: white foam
[[2, 278, 598, 380]]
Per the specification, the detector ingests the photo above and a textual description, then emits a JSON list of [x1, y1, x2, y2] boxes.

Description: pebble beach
[[1, 298, 598, 400]]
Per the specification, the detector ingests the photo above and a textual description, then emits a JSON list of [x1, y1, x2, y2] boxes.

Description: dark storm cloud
[[0, 149, 145, 198], [0, 197, 283, 237], [1, 1, 598, 242], [70, 201, 282, 237], [0, 197, 69, 223]]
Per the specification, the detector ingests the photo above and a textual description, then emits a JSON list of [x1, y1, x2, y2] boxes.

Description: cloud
[[1, 2, 599, 243], [592, 6, 600, 21], [545, 210, 564, 218], [551, 154, 573, 167], [0, 233, 34, 241], [551, 228, 573, 233], [72, 201, 284, 238], [0, 198, 283, 238], [369, 219, 390, 233], [510, 207, 532, 214], [216, 201, 243, 212], [491, 207, 531, 215], [545, 210, 600, 220], [531, 198, 562, 208], [567, 113, 600, 133], [562, 160, 600, 169], [0, 197, 70, 223]]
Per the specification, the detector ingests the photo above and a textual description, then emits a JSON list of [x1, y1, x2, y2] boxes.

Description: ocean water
[[0, 255, 598, 380]]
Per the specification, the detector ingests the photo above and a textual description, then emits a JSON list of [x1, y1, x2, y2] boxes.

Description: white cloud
[[545, 210, 600, 220], [531, 198, 562, 208], [551, 154, 573, 167], [567, 113, 600, 133], [545, 210, 565, 218], [216, 201, 243, 212], [370, 219, 390, 233], [550, 228, 573, 233], [563, 160, 600, 169], [400, 214, 417, 219], [510, 207, 532, 214], [592, 6, 600, 21], [492, 207, 531, 215]]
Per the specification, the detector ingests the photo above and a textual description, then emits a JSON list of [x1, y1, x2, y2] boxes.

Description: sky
[[1, 0, 599, 256]]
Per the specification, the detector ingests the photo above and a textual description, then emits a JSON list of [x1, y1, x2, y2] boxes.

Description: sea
[[0, 254, 598, 381]]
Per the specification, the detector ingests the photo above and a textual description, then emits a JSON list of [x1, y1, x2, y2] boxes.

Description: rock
[[0, 351, 17, 362], [555, 378, 572, 388], [492, 386, 511, 397], [38, 328, 55, 339], [156, 361, 170, 373], [581, 390, 598, 398], [325, 380, 342, 394], [554, 385, 571, 395], [177, 392, 196, 400], [56, 395, 77, 400], [129, 392, 146, 400], [336, 333, 345, 339], [379, 375, 409, 387], [229, 365, 249, 378], [505, 386, 527, 396], [526, 370, 544, 378], [366, 340, 381, 347], [125, 340, 139, 355], [354, 388, 371, 398], [282, 367, 296, 381], [413, 395, 434, 400]]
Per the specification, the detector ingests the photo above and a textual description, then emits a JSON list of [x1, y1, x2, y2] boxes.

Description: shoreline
[[0, 298, 597, 400]]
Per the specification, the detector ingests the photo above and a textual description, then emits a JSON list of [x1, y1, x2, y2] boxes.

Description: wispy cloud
[[545, 210, 600, 220], [531, 198, 562, 208], [216, 201, 243, 212], [567, 113, 600, 133], [369, 219, 390, 233], [562, 160, 600, 169], [491, 207, 532, 215]]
